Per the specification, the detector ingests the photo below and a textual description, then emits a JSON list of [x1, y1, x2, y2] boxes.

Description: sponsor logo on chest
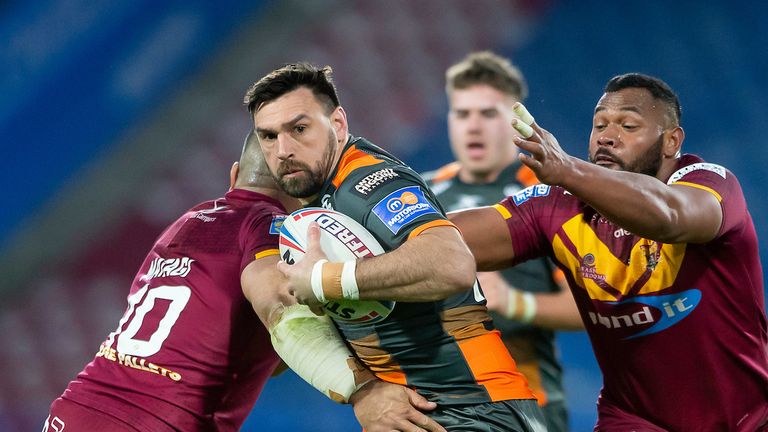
[[587, 289, 701, 339]]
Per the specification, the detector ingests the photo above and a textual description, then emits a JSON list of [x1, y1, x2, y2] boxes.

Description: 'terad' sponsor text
[[315, 214, 374, 258]]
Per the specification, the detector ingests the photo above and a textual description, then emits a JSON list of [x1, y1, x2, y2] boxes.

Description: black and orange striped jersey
[[495, 154, 768, 431], [307, 136, 535, 405], [424, 161, 567, 410]]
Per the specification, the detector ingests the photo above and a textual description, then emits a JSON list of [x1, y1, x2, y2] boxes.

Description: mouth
[[466, 142, 486, 159], [278, 161, 307, 180], [280, 168, 304, 179], [592, 151, 620, 168]]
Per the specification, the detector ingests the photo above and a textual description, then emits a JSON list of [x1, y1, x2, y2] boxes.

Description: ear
[[330, 106, 349, 144], [229, 161, 239, 190], [663, 126, 685, 158]]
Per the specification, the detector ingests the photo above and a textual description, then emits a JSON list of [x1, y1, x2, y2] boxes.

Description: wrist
[[310, 260, 360, 302], [505, 288, 537, 323]]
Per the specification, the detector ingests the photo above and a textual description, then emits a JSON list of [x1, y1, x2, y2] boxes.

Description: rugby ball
[[279, 208, 395, 324]]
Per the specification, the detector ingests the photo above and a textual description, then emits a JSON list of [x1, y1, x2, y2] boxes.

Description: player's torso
[[502, 157, 767, 429], [309, 137, 535, 405], [64, 191, 284, 432], [427, 162, 565, 405]]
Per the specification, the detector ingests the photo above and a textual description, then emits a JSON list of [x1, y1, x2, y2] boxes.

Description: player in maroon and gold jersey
[[44, 132, 445, 432], [451, 73, 768, 431]]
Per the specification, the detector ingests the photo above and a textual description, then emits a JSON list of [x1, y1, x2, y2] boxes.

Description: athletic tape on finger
[[513, 103, 535, 125], [513, 119, 534, 138]]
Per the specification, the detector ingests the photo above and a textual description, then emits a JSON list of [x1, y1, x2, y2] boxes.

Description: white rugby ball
[[279, 208, 395, 324]]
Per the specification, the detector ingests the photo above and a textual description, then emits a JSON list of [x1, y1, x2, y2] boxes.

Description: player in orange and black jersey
[[246, 63, 546, 431], [423, 52, 584, 432]]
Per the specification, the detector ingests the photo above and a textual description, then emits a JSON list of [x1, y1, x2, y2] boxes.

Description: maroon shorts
[[44, 397, 138, 432]]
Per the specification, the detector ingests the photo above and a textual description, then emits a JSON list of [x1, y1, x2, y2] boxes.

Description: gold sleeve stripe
[[492, 203, 512, 220], [672, 181, 722, 202], [407, 219, 458, 240], [254, 249, 280, 260]]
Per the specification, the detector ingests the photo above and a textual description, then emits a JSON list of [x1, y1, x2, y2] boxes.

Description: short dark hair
[[244, 63, 340, 114], [446, 51, 528, 101], [604, 73, 681, 126]]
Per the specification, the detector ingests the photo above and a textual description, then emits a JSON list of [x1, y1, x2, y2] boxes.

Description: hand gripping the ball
[[278, 222, 328, 307]]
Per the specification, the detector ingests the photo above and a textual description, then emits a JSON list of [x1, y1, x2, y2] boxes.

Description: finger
[[416, 416, 445, 432], [518, 152, 543, 172], [512, 102, 535, 126], [511, 118, 534, 139], [276, 260, 291, 276], [405, 387, 437, 411], [512, 134, 544, 158], [306, 222, 325, 255]]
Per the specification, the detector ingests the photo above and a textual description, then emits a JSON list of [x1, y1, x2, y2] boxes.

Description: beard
[[272, 130, 338, 198], [589, 134, 663, 177]]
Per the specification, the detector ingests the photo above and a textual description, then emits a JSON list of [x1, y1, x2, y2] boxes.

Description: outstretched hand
[[511, 102, 574, 186], [350, 380, 446, 432], [277, 222, 328, 307]]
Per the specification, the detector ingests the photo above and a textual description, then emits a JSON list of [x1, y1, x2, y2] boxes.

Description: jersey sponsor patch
[[354, 168, 399, 196], [511, 184, 551, 206], [373, 186, 439, 234], [588, 289, 701, 339], [667, 162, 726, 184], [269, 215, 286, 235]]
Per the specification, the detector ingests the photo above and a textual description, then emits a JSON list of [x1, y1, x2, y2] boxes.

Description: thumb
[[404, 387, 437, 411], [276, 260, 291, 276], [306, 222, 325, 256]]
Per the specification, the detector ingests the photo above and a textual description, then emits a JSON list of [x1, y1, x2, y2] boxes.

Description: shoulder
[[504, 183, 568, 207], [666, 154, 731, 185], [422, 162, 461, 185]]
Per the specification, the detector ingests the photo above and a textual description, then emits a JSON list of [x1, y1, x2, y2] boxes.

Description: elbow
[[441, 246, 477, 296]]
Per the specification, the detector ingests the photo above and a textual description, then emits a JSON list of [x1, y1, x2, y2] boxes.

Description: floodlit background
[[2, 0, 766, 430]]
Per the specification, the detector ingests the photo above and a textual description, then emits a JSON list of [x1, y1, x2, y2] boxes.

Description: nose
[[275, 134, 295, 160], [596, 125, 620, 147], [465, 112, 483, 133]]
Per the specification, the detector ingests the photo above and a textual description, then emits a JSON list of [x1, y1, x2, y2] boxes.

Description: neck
[[656, 156, 682, 183], [235, 185, 302, 212]]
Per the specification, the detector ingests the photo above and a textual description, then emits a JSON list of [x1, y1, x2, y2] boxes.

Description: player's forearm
[[559, 157, 689, 242], [530, 290, 584, 330], [356, 227, 476, 301]]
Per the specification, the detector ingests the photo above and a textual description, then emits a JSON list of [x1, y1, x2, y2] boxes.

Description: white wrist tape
[[310, 259, 328, 303], [505, 288, 537, 323], [269, 304, 371, 403], [340, 260, 359, 300], [520, 292, 537, 324]]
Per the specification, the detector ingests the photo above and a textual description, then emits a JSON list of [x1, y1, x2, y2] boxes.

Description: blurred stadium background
[[1, 0, 766, 430]]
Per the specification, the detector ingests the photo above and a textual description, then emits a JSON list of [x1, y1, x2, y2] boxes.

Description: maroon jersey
[[494, 154, 768, 431], [60, 189, 286, 432]]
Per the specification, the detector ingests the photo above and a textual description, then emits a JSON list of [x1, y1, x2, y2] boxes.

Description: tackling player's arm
[[478, 270, 583, 330], [448, 205, 516, 271], [242, 254, 445, 432], [510, 106, 722, 244]]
